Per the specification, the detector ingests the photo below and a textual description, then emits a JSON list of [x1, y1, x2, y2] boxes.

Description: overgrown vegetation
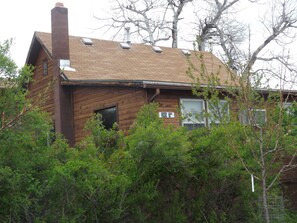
[[1, 39, 297, 222], [187, 48, 297, 222], [0, 99, 252, 222]]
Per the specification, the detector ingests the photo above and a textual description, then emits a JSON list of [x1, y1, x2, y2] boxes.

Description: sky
[[0, 0, 111, 68], [0, 0, 256, 68]]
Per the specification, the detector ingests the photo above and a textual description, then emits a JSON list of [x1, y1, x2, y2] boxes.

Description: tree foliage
[[1, 39, 297, 222], [188, 48, 297, 222]]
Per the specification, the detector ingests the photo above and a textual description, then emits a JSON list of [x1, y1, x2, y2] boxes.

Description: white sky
[[0, 0, 296, 73], [0, 0, 111, 68]]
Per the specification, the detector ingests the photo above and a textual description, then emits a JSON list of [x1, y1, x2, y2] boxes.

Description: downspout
[[149, 88, 160, 102]]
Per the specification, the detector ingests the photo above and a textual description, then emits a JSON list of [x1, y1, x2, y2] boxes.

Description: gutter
[[60, 78, 297, 95], [61, 79, 229, 90]]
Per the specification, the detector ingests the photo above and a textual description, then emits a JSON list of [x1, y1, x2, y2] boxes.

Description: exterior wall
[[282, 182, 297, 210], [73, 86, 147, 143], [27, 49, 54, 118], [150, 89, 194, 127], [281, 157, 297, 210], [150, 89, 239, 127]]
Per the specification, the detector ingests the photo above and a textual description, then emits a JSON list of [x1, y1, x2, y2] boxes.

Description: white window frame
[[180, 98, 206, 129], [207, 100, 229, 126]]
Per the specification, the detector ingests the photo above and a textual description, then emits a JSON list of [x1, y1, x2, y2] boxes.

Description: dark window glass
[[95, 106, 117, 130], [183, 123, 205, 130], [43, 60, 48, 76]]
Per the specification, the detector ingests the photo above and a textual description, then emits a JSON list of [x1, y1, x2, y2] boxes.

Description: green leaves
[[1, 35, 295, 223], [0, 39, 17, 77]]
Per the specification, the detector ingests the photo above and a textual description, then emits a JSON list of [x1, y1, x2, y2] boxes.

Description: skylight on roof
[[120, 42, 131, 49], [181, 49, 191, 56], [152, 46, 163, 53], [82, 38, 93, 46]]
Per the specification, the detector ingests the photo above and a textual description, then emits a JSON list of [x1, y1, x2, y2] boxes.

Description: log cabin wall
[[73, 86, 147, 143], [27, 49, 54, 118]]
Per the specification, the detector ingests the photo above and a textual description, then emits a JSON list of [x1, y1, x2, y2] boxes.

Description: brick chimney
[[51, 2, 70, 60], [51, 3, 74, 145]]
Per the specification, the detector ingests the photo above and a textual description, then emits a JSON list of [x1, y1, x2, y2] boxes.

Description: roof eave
[[60, 79, 297, 95], [60, 79, 231, 90], [25, 32, 53, 66]]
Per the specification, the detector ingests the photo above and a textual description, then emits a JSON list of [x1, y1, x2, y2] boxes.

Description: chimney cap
[[55, 2, 64, 7]]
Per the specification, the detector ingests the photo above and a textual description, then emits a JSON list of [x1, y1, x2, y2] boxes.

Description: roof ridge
[[34, 31, 200, 52]]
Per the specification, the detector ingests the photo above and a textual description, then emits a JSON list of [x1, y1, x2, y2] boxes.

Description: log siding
[[73, 86, 147, 143], [27, 49, 54, 118]]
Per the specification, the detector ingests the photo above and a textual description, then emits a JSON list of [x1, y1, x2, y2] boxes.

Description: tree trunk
[[262, 171, 270, 223], [172, 19, 178, 48], [260, 128, 270, 223]]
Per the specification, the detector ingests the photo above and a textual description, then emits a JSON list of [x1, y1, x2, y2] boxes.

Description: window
[[181, 99, 229, 130], [239, 109, 266, 126], [207, 100, 229, 125], [43, 59, 48, 76], [284, 102, 293, 115], [180, 99, 206, 130], [95, 106, 118, 130]]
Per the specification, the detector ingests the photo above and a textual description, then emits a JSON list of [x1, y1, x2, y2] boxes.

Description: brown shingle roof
[[33, 32, 236, 87]]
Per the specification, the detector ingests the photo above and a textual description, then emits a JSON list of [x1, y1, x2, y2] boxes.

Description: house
[[26, 3, 236, 145], [26, 3, 297, 210]]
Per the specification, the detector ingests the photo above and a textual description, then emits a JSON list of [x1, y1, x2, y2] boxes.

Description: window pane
[[183, 123, 205, 130], [284, 102, 293, 115], [240, 109, 266, 126], [181, 99, 205, 128], [254, 110, 266, 125], [284, 102, 291, 109], [239, 110, 249, 125], [208, 100, 229, 124], [95, 106, 117, 130]]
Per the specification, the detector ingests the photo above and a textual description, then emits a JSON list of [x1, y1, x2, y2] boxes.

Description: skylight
[[181, 49, 191, 56], [120, 42, 131, 49], [152, 46, 163, 53], [82, 38, 93, 46]]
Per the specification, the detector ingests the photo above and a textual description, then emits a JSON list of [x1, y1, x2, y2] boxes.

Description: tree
[[192, 0, 249, 72], [194, 0, 297, 85], [96, 0, 192, 47], [0, 39, 53, 222], [97, 0, 170, 45], [0, 39, 49, 132], [189, 1, 297, 216], [223, 4, 297, 221], [167, 0, 193, 48], [122, 103, 249, 222], [194, 0, 241, 50]]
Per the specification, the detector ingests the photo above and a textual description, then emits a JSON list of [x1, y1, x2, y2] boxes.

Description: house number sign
[[159, 112, 175, 118]]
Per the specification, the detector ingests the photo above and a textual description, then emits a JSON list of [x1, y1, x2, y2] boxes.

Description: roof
[[27, 32, 237, 88]]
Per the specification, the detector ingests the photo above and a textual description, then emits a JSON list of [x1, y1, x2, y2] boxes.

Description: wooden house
[[26, 3, 236, 145], [26, 3, 297, 211]]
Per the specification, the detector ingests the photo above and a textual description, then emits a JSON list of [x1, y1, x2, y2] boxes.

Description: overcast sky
[[1, 0, 296, 71], [0, 0, 111, 67]]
